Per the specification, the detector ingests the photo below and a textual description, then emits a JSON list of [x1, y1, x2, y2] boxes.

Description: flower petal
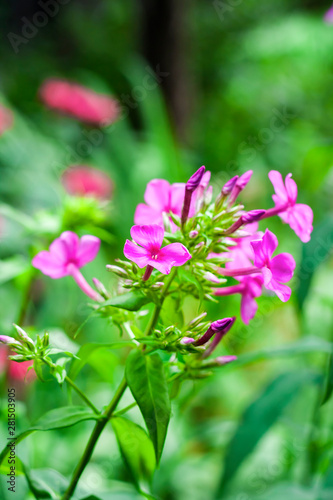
[[265, 278, 292, 302], [59, 231, 79, 261], [130, 224, 164, 252], [76, 235, 101, 267], [144, 179, 171, 212], [134, 203, 164, 227], [285, 173, 297, 203], [281, 203, 313, 243], [241, 293, 258, 324], [268, 170, 288, 204], [150, 243, 191, 274], [270, 253, 295, 283], [170, 183, 186, 216], [123, 240, 150, 268], [32, 250, 68, 278], [262, 229, 278, 258]]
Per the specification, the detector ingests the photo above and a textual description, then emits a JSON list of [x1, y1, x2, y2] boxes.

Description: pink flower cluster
[[62, 165, 113, 200]]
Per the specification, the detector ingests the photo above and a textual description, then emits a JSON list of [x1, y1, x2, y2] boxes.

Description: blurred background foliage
[[1, 1, 333, 499]]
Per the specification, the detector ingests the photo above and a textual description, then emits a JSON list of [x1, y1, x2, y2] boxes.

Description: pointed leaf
[[112, 416, 156, 492], [125, 350, 170, 462]]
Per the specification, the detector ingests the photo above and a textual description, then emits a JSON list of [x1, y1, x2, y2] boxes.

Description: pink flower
[[32, 231, 102, 301], [134, 179, 195, 230], [0, 105, 14, 136], [265, 170, 313, 243], [39, 79, 120, 126], [251, 229, 296, 302], [0, 347, 35, 383], [215, 245, 264, 324], [324, 5, 333, 23], [124, 224, 191, 278], [62, 165, 113, 200]]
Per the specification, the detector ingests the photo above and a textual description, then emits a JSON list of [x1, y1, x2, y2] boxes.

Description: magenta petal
[[130, 224, 164, 251], [241, 293, 258, 324], [76, 235, 101, 267], [170, 183, 186, 216], [59, 231, 79, 260], [251, 239, 266, 268], [262, 229, 278, 258], [266, 279, 292, 302], [32, 251, 67, 278], [123, 240, 150, 268], [134, 203, 164, 226], [285, 174, 297, 203], [268, 170, 288, 203], [261, 266, 273, 287], [144, 179, 171, 212], [283, 204, 313, 243], [151, 243, 191, 274], [270, 253, 295, 283]]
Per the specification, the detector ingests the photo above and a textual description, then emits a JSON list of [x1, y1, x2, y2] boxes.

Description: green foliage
[[112, 416, 156, 492], [125, 350, 171, 462]]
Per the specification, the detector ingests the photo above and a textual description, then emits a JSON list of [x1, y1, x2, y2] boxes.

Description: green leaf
[[69, 342, 134, 381], [297, 216, 333, 310], [251, 482, 322, 500], [0, 407, 99, 465], [99, 292, 152, 312], [112, 417, 156, 492], [217, 371, 322, 493], [23, 467, 69, 499], [125, 350, 170, 462]]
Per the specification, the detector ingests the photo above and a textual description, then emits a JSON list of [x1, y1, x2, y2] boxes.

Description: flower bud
[[92, 278, 108, 298], [222, 175, 239, 196], [180, 337, 195, 345], [106, 265, 128, 278], [0, 335, 21, 347], [194, 317, 233, 346], [189, 312, 208, 328], [228, 170, 253, 205], [13, 325, 35, 350], [241, 209, 266, 224], [186, 166, 206, 193], [215, 355, 237, 365], [189, 230, 199, 239]]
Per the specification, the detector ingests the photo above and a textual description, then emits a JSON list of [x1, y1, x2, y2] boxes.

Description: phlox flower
[[324, 5, 333, 23], [251, 229, 296, 302], [124, 224, 191, 278], [266, 170, 313, 243], [32, 231, 102, 301]]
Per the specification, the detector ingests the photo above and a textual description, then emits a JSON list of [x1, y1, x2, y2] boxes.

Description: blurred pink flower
[[0, 104, 14, 136], [32, 231, 101, 301], [0, 347, 35, 382], [264, 170, 313, 243], [39, 79, 120, 126], [124, 224, 191, 276], [324, 5, 333, 23], [251, 229, 296, 302], [62, 165, 113, 200]]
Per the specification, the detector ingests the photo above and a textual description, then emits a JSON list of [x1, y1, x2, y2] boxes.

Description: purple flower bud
[[194, 317, 234, 346], [237, 170, 253, 189], [222, 175, 239, 196], [186, 166, 206, 193], [182, 166, 206, 226], [215, 355, 237, 365], [229, 170, 253, 205], [241, 209, 266, 224], [92, 278, 108, 297], [189, 230, 199, 239], [180, 337, 195, 345]]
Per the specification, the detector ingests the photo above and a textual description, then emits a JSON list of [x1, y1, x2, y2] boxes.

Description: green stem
[[62, 377, 127, 500], [113, 401, 138, 417], [64, 376, 100, 416], [62, 269, 177, 499], [145, 268, 177, 336]]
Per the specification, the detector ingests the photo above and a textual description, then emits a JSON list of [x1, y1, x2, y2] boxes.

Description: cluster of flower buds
[[0, 325, 47, 363]]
